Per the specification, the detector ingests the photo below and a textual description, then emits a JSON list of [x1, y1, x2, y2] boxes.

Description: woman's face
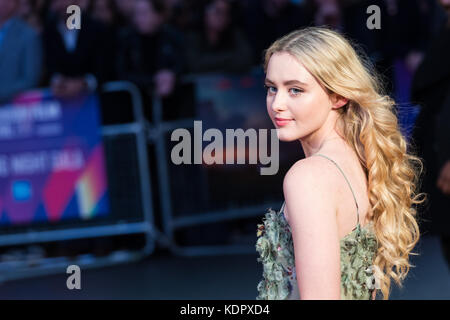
[[265, 51, 342, 142]]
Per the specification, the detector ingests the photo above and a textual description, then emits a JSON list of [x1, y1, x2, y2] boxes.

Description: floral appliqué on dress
[[256, 207, 379, 300]]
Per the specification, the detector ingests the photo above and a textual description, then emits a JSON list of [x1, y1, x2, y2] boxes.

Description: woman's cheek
[[266, 97, 274, 117]]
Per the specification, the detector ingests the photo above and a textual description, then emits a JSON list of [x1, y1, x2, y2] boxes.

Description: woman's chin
[[275, 129, 298, 142]]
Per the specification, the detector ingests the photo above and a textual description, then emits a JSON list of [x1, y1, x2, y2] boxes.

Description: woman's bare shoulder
[[283, 156, 341, 190], [283, 156, 341, 221]]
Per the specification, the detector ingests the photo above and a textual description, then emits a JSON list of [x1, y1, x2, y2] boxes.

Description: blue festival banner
[[0, 89, 109, 226]]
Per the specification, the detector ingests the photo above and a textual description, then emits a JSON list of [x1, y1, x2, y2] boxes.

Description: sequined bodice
[[255, 206, 378, 300]]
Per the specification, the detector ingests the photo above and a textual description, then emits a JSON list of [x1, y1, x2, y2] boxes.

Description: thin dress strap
[[279, 201, 286, 214], [312, 153, 360, 226]]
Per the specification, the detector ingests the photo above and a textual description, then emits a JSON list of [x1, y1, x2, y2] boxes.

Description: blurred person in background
[[316, 0, 433, 97], [162, 0, 183, 20], [89, 0, 119, 26], [185, 0, 253, 74], [88, 0, 121, 81], [379, 0, 432, 94], [115, 0, 185, 120], [48, 0, 89, 13], [16, 0, 48, 32], [114, 0, 134, 27], [77, 0, 89, 12], [114, 0, 193, 246], [242, 0, 311, 65], [0, 0, 42, 103], [410, 0, 450, 269], [313, 0, 343, 29], [164, 0, 202, 32], [42, 0, 111, 99]]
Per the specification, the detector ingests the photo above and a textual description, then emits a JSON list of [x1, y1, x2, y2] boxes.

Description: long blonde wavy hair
[[263, 27, 426, 300]]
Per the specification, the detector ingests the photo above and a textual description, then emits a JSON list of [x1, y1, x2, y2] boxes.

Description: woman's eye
[[264, 85, 301, 96], [289, 88, 302, 95], [265, 85, 277, 94]]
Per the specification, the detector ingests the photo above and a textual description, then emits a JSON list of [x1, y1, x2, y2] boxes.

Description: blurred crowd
[[0, 0, 447, 105], [0, 0, 450, 265]]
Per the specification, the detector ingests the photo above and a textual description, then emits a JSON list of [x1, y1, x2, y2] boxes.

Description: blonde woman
[[256, 27, 425, 300]]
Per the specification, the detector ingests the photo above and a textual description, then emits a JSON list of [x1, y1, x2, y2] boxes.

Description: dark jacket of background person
[[87, 0, 124, 81], [0, 17, 42, 103], [339, 0, 434, 96], [185, 27, 253, 74], [242, 0, 311, 65], [115, 24, 184, 89], [114, 24, 192, 122], [410, 23, 450, 237], [41, 13, 110, 88]]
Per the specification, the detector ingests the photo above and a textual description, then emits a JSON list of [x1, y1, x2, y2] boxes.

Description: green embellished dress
[[256, 154, 379, 300]]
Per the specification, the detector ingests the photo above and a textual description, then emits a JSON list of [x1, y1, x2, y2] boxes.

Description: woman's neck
[[300, 119, 346, 158], [301, 134, 346, 158]]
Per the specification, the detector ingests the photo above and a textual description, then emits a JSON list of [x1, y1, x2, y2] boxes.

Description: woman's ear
[[330, 93, 348, 110]]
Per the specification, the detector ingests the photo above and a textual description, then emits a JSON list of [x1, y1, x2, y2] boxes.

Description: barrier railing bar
[[152, 94, 175, 240], [101, 123, 143, 135], [0, 251, 146, 283], [171, 244, 257, 256], [102, 81, 156, 255], [0, 222, 151, 246], [170, 202, 280, 229], [102, 81, 145, 124]]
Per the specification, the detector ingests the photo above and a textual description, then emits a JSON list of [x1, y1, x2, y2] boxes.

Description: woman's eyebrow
[[265, 79, 308, 86]]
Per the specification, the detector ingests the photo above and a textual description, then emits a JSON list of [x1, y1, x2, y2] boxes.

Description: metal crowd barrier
[[0, 81, 165, 282]]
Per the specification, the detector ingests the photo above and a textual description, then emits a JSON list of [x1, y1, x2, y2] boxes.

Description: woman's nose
[[271, 92, 287, 113]]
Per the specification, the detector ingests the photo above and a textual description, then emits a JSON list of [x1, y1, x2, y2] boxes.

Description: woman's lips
[[275, 117, 293, 126]]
